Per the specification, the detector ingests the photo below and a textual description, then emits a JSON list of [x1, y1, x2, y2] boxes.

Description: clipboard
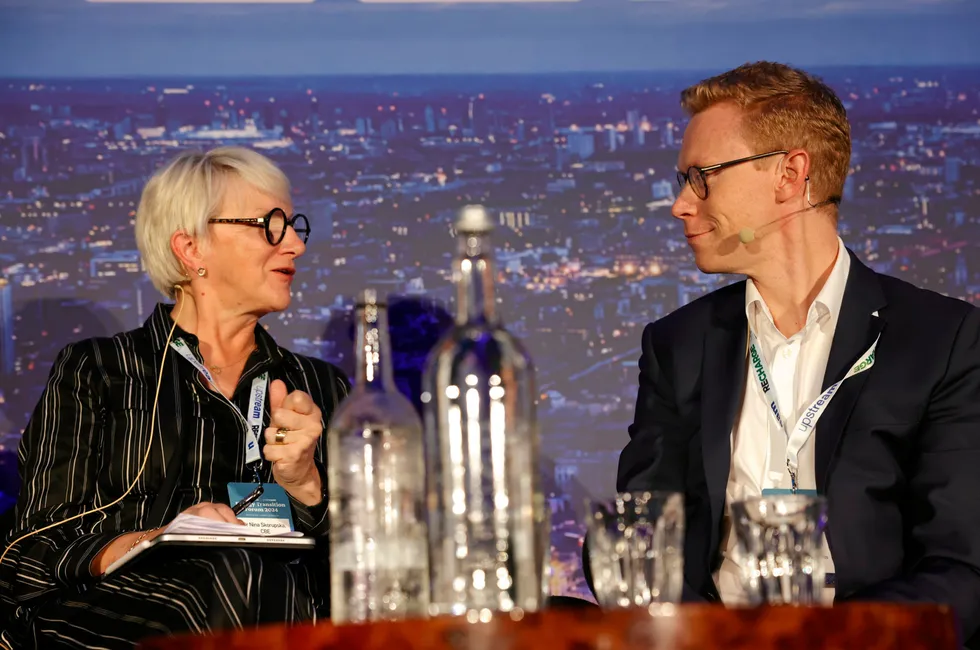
[[103, 532, 316, 576]]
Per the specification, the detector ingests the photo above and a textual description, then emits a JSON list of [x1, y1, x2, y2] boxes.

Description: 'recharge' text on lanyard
[[170, 338, 266, 480], [748, 328, 879, 493]]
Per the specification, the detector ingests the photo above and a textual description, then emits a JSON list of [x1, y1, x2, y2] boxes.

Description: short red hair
[[681, 61, 851, 205]]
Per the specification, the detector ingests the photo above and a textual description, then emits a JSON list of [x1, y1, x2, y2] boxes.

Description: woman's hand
[[180, 501, 244, 525], [91, 502, 243, 577], [262, 379, 324, 506]]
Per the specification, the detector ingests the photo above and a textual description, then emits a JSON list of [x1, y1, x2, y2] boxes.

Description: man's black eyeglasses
[[209, 208, 310, 246], [676, 150, 789, 200]]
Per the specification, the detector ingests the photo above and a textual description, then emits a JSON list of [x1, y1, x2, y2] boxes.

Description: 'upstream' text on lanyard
[[170, 338, 266, 468], [748, 330, 879, 492]]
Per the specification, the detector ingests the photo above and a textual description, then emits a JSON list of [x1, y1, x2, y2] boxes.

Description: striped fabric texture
[[0, 303, 350, 648]]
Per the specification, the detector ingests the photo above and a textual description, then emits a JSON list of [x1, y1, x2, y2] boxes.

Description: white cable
[[0, 286, 187, 577]]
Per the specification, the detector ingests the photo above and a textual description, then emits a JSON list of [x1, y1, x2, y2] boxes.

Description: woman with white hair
[[0, 146, 349, 649]]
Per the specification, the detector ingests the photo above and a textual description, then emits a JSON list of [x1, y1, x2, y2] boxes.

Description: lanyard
[[170, 338, 267, 469], [748, 329, 878, 492]]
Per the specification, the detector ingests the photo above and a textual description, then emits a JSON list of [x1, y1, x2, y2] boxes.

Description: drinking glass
[[585, 491, 684, 608], [731, 494, 828, 606]]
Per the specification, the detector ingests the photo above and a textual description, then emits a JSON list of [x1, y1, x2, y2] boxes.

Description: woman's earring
[[197, 267, 207, 277]]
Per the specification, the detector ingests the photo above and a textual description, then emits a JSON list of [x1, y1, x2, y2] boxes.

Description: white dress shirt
[[714, 237, 850, 605]]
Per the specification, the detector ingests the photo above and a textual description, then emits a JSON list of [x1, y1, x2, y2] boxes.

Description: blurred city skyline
[[2, 64, 979, 596], [1, 0, 979, 601]]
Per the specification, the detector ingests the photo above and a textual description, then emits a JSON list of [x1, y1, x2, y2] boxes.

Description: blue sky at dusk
[[0, 0, 978, 76]]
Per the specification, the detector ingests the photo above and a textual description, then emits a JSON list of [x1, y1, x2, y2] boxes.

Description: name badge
[[761, 488, 819, 496], [227, 482, 295, 535]]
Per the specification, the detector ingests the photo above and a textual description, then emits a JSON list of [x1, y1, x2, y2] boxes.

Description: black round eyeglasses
[[208, 207, 310, 246]]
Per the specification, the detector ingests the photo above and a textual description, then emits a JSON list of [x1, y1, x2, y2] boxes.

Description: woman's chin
[[265, 298, 291, 314], [250, 289, 291, 315]]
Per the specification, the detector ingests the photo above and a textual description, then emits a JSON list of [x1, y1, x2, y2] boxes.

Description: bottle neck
[[354, 302, 396, 391], [455, 231, 498, 326]]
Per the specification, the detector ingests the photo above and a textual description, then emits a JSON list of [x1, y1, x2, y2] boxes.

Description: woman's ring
[[275, 428, 288, 444]]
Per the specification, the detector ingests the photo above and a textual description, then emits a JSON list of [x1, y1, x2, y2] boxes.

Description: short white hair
[[135, 146, 290, 299]]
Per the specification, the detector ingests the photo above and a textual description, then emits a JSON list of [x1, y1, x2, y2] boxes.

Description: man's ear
[[775, 149, 809, 204]]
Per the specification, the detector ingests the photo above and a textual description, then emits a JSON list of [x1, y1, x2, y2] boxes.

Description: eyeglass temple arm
[[209, 218, 266, 225]]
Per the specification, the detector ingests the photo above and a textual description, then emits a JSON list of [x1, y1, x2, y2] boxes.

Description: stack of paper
[[163, 513, 304, 537]]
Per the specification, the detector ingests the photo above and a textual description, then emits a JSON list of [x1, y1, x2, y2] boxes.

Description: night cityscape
[[1, 67, 979, 596]]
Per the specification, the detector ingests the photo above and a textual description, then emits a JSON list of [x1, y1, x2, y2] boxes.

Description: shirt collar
[[143, 302, 284, 369], [745, 237, 851, 339]]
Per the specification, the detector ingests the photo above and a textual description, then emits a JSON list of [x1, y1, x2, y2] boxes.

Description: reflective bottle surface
[[327, 290, 429, 623], [422, 205, 548, 617]]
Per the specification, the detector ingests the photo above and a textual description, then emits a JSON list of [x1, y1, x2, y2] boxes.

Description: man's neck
[[171, 290, 258, 365], [749, 234, 840, 338]]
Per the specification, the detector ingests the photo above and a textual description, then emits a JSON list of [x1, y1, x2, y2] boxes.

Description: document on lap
[[164, 513, 304, 538], [103, 513, 312, 577]]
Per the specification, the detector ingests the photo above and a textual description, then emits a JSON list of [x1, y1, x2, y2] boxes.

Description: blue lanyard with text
[[170, 338, 267, 479], [748, 329, 879, 492]]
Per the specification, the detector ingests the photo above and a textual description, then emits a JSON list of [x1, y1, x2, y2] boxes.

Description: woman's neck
[[171, 288, 258, 368]]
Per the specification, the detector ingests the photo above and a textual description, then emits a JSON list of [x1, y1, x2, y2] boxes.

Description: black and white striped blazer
[[0, 303, 350, 621]]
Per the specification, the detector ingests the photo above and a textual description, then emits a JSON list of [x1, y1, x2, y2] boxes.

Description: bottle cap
[[456, 205, 494, 234], [355, 288, 387, 308]]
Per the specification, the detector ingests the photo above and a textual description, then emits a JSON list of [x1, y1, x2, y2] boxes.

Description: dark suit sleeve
[[0, 342, 127, 608], [843, 308, 980, 640], [611, 322, 705, 603], [617, 322, 688, 493]]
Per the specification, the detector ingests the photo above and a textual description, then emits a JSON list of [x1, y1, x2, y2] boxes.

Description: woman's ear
[[170, 229, 204, 276]]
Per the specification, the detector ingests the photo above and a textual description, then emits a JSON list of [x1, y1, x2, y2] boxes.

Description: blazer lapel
[[815, 251, 887, 492], [701, 283, 748, 543]]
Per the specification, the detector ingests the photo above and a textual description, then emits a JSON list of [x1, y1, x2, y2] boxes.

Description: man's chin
[[692, 254, 725, 275]]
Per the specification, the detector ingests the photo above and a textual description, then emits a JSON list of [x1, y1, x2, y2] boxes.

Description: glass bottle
[[422, 205, 548, 617], [327, 289, 429, 622]]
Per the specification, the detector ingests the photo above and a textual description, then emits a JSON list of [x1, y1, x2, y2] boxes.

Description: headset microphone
[[739, 212, 802, 245], [739, 176, 818, 245], [739, 214, 790, 244]]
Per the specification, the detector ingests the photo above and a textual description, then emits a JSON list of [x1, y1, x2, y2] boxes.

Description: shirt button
[[783, 348, 793, 359]]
